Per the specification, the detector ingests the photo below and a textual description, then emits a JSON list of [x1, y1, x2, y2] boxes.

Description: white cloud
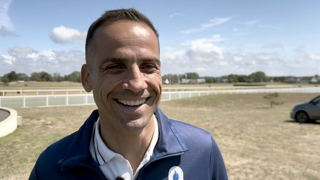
[[0, 0, 13, 29], [2, 54, 16, 65], [50, 26, 87, 44], [309, 54, 320, 61], [160, 37, 303, 76], [190, 40, 223, 56], [0, 0, 18, 37], [180, 17, 232, 34], [0, 46, 85, 75]]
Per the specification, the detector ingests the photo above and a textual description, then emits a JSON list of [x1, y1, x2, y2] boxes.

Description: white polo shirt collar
[[90, 115, 159, 180]]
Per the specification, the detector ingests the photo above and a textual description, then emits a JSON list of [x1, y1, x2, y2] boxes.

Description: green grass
[[1, 93, 320, 179]]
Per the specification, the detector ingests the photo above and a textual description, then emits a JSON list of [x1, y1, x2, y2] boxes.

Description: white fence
[[162, 85, 294, 92], [0, 89, 88, 96], [0, 85, 294, 96], [0, 87, 319, 108], [161, 87, 320, 101], [0, 94, 95, 108]]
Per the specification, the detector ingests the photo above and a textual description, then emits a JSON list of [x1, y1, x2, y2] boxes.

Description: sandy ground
[[0, 93, 320, 179]]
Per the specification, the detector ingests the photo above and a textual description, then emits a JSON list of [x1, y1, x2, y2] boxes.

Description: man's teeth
[[118, 99, 146, 106]]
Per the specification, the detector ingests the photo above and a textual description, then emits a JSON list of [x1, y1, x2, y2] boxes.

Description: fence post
[[0, 96, 1, 106], [85, 94, 88, 105], [66, 94, 69, 105], [179, 93, 181, 99], [23, 96, 26, 108], [169, 92, 171, 101], [46, 95, 49, 107]]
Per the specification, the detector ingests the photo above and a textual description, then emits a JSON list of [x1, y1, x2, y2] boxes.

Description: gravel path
[[0, 109, 10, 122]]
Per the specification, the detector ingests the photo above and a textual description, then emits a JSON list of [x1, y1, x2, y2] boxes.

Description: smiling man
[[29, 8, 228, 180]]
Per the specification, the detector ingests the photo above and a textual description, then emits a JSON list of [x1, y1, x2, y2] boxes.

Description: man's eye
[[106, 64, 123, 70], [141, 64, 157, 70]]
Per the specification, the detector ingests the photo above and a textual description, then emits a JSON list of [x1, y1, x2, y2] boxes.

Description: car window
[[311, 96, 320, 104]]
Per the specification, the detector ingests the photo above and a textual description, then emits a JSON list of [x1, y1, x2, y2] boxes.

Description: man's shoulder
[[170, 119, 215, 147], [36, 132, 77, 167], [155, 108, 215, 147], [171, 119, 211, 136]]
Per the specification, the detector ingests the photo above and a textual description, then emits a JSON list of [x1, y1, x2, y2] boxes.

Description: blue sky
[[1, 0, 320, 77]]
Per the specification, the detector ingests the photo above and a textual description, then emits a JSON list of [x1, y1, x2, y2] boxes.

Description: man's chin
[[118, 116, 154, 132]]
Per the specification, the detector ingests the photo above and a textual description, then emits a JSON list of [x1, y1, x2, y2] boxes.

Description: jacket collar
[[60, 108, 188, 169], [152, 108, 188, 159]]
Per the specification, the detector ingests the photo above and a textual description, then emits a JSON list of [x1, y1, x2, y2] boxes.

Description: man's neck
[[98, 116, 155, 173]]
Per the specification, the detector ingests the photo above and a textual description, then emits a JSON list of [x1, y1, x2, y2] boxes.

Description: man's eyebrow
[[140, 57, 160, 63]]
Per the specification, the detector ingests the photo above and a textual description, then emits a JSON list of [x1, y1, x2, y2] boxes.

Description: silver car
[[290, 95, 320, 123]]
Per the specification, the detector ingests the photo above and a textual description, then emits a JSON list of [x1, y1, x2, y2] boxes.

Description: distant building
[[196, 79, 206, 83], [284, 77, 298, 83], [181, 78, 206, 84], [299, 76, 318, 84]]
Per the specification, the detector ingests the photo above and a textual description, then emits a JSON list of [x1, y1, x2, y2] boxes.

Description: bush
[[263, 93, 284, 108], [234, 83, 266, 86], [37, 79, 46, 82]]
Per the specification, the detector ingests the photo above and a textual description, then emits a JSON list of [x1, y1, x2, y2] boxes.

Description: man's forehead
[[95, 20, 158, 40]]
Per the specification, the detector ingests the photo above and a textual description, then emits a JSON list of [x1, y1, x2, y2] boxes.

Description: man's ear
[[81, 64, 93, 92]]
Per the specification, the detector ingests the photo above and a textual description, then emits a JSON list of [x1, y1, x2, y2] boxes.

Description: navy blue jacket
[[29, 108, 228, 180]]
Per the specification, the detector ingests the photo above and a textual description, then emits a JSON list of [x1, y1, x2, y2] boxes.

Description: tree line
[[0, 70, 309, 86], [1, 71, 81, 85], [162, 71, 272, 84]]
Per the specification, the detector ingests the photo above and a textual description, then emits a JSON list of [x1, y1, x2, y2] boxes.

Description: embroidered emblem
[[168, 166, 184, 180], [173, 171, 179, 180]]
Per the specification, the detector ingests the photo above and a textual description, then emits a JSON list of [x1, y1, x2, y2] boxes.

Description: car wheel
[[295, 112, 309, 123]]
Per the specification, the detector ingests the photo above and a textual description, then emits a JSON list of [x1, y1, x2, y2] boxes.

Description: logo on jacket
[[168, 166, 183, 180]]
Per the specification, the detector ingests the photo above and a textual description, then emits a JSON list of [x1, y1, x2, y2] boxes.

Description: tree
[[17, 73, 29, 81], [184, 72, 199, 79], [40, 71, 53, 81], [65, 71, 81, 82], [7, 71, 18, 82], [263, 93, 283, 108], [53, 73, 64, 82], [30, 72, 41, 81], [204, 76, 216, 83], [30, 71, 53, 81], [249, 71, 268, 82], [228, 74, 239, 83], [237, 75, 248, 82], [1, 76, 9, 86], [273, 76, 286, 82]]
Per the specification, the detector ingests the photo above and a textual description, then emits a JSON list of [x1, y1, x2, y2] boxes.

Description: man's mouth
[[115, 98, 147, 107]]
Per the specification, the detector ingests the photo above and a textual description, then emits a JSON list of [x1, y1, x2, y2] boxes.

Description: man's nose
[[122, 66, 148, 93]]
